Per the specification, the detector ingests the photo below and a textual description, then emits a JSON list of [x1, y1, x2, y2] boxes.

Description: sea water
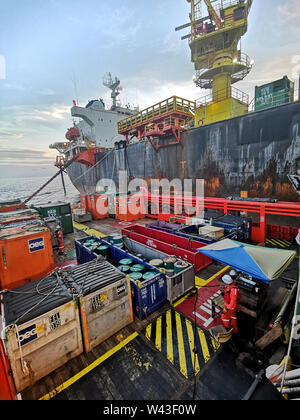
[[0, 176, 80, 206]]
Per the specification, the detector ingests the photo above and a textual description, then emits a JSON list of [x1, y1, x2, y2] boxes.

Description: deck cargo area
[[1, 215, 295, 402]]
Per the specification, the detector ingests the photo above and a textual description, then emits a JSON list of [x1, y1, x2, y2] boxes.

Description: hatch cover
[[143, 308, 220, 379]]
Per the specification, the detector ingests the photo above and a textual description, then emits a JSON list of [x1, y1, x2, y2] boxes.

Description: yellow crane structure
[[176, 0, 254, 126]]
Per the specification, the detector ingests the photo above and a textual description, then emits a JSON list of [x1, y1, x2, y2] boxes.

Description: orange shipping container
[[89, 194, 109, 220], [0, 227, 54, 290]]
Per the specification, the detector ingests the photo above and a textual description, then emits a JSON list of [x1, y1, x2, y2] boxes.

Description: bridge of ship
[[117, 96, 195, 151]]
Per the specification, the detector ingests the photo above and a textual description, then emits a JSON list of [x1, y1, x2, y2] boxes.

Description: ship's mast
[[103, 73, 122, 110], [176, 0, 254, 126]]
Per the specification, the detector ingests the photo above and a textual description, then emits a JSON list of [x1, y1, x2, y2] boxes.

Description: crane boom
[[203, 0, 222, 29]]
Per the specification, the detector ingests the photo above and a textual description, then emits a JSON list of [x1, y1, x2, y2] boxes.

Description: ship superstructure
[[50, 73, 139, 162]]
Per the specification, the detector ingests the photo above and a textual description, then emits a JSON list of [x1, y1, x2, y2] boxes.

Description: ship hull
[[67, 101, 300, 201]]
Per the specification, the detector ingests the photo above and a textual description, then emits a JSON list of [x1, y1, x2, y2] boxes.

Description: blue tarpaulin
[[197, 239, 296, 284]]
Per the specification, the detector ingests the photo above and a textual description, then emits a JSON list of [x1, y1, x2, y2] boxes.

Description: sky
[[0, 0, 300, 178]]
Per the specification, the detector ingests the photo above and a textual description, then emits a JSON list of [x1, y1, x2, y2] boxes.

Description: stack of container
[[0, 200, 26, 213], [75, 236, 167, 319], [0, 209, 40, 227], [1, 258, 133, 392]]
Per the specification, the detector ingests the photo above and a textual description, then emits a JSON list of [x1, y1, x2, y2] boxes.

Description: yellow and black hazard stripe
[[265, 238, 291, 248], [144, 308, 220, 379]]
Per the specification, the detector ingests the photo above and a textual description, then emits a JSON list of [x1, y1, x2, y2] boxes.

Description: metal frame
[[117, 96, 195, 151], [141, 190, 300, 243]]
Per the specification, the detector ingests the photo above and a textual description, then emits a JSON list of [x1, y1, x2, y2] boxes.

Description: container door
[[60, 204, 73, 234], [0, 340, 17, 400]]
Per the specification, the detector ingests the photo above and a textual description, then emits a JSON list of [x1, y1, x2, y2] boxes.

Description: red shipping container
[[0, 204, 27, 213], [121, 224, 212, 273], [0, 339, 17, 400]]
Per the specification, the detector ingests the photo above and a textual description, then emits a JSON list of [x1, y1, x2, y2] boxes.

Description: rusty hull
[[67, 100, 300, 202]]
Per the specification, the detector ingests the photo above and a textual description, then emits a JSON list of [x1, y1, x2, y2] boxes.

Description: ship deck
[[20, 217, 298, 401]]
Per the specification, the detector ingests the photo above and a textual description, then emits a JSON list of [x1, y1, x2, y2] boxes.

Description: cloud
[[38, 88, 56, 96], [278, 0, 300, 25], [0, 148, 56, 166], [15, 104, 70, 123]]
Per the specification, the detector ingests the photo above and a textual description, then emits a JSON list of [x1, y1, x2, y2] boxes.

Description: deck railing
[[118, 96, 195, 133]]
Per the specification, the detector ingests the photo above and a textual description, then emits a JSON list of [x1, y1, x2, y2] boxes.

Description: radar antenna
[[103, 73, 122, 110]]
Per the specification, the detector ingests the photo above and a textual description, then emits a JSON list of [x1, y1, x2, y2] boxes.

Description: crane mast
[[176, 0, 254, 126]]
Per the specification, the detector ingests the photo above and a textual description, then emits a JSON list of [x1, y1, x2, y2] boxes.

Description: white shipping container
[[1, 276, 83, 393], [69, 260, 133, 352], [79, 277, 133, 352]]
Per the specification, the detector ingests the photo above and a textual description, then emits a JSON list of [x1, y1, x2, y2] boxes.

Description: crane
[[203, 0, 222, 29], [176, 0, 254, 126]]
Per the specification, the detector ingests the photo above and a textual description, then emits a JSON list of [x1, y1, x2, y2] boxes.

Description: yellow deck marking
[[275, 238, 290, 247], [155, 316, 162, 352], [174, 266, 229, 307], [86, 228, 106, 238], [144, 309, 219, 379], [185, 318, 200, 375], [173, 291, 193, 308], [198, 328, 211, 362], [39, 332, 138, 400], [175, 311, 188, 378], [145, 323, 152, 341], [72, 221, 89, 230], [166, 309, 174, 364], [266, 238, 290, 248], [266, 238, 281, 247], [72, 221, 106, 238]]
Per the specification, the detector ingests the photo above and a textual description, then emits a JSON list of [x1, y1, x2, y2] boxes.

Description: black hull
[[67, 101, 300, 202]]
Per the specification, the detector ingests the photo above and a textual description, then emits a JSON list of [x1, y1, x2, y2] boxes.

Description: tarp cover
[[197, 239, 296, 283]]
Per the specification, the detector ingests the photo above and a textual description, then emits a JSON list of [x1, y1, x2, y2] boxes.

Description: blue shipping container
[[75, 236, 167, 319]]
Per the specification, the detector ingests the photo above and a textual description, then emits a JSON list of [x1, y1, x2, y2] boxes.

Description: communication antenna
[[103, 73, 123, 110], [72, 70, 80, 106]]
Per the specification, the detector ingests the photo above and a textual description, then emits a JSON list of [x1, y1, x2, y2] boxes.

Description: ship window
[[234, 7, 245, 21]]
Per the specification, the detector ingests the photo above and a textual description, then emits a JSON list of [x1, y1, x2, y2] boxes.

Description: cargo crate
[[89, 194, 109, 220], [0, 209, 40, 226], [123, 236, 194, 304], [0, 225, 54, 290], [33, 202, 73, 234], [121, 224, 212, 273], [198, 225, 224, 240], [255, 76, 294, 111], [69, 260, 133, 352], [75, 237, 167, 319], [0, 200, 27, 213], [1, 275, 83, 393]]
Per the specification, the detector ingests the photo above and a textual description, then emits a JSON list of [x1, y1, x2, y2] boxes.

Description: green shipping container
[[255, 76, 294, 112], [33, 202, 73, 234]]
